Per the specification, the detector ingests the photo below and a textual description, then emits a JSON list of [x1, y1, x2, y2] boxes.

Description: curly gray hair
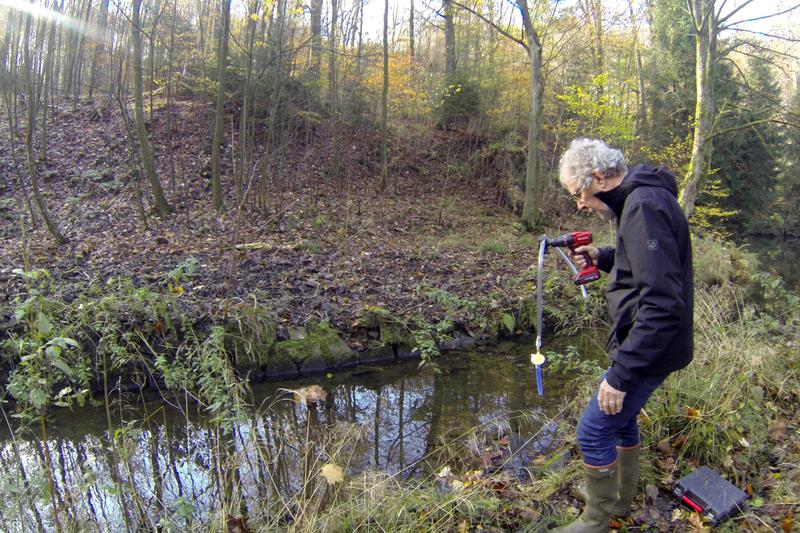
[[558, 138, 627, 192]]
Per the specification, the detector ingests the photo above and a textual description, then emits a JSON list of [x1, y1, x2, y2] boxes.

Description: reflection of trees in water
[[0, 352, 561, 529]]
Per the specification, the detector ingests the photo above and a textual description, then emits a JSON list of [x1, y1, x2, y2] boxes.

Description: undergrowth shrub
[[436, 80, 481, 130], [636, 235, 798, 484], [224, 293, 278, 367], [692, 235, 757, 288], [642, 285, 785, 480]]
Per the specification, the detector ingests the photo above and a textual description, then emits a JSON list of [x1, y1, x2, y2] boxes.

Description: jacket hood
[[595, 164, 678, 219]]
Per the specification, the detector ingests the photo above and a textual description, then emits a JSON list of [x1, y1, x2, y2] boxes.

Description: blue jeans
[[576, 369, 668, 467]]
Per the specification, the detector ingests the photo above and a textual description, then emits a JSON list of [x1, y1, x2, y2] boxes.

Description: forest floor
[[0, 98, 584, 345]]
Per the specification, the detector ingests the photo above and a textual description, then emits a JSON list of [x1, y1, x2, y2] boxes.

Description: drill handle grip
[[577, 250, 595, 267]]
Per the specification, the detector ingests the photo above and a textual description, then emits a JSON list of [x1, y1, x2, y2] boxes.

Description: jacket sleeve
[[606, 195, 685, 392], [596, 247, 615, 273]]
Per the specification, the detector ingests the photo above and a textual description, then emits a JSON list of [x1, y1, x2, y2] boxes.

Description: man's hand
[[598, 378, 626, 415], [568, 245, 599, 269]]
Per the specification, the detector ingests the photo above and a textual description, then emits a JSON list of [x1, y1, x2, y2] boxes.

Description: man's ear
[[591, 170, 606, 189]]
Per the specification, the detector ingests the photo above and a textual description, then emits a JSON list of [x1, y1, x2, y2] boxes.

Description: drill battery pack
[[673, 466, 748, 526]]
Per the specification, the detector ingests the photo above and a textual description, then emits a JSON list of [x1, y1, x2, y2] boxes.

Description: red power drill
[[545, 231, 601, 285]]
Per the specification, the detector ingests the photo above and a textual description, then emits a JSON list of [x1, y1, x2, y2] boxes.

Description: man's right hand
[[569, 245, 599, 269]]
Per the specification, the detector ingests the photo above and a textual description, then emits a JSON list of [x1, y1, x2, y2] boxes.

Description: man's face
[[568, 175, 615, 222]]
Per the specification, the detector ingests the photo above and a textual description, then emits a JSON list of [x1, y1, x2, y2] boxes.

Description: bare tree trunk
[[444, 0, 456, 83], [107, 11, 126, 104], [409, 0, 415, 59], [166, 0, 178, 200], [0, 8, 12, 80], [680, 0, 716, 219], [328, 0, 338, 106], [62, 0, 79, 95], [132, 0, 172, 216], [519, 0, 542, 230], [379, 0, 389, 192], [239, 0, 259, 204], [198, 0, 211, 78], [73, 0, 94, 100], [149, 0, 164, 116], [52, 0, 65, 106], [2, 10, 38, 228], [627, 0, 647, 135], [329, 0, 339, 177], [40, 8, 58, 162], [357, 0, 364, 76], [88, 0, 110, 99], [310, 0, 322, 87], [115, 70, 151, 229], [22, 8, 68, 244], [211, 0, 232, 212]]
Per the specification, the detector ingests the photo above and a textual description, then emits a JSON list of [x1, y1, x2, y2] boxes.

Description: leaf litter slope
[[0, 101, 549, 342]]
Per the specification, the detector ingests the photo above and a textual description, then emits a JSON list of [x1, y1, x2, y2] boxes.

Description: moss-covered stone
[[358, 306, 413, 346], [274, 320, 355, 372]]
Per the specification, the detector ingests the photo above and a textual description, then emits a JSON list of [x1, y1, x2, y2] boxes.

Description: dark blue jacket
[[594, 165, 694, 392]]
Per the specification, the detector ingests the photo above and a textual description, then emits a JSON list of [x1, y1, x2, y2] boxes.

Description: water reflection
[[0, 332, 604, 531]]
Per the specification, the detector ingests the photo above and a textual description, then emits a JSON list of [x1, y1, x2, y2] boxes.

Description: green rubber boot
[[609, 445, 640, 517], [555, 463, 618, 533]]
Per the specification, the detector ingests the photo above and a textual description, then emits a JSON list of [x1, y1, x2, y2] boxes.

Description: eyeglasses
[[568, 185, 584, 199]]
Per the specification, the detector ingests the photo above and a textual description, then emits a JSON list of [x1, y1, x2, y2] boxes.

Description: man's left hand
[[598, 379, 626, 415]]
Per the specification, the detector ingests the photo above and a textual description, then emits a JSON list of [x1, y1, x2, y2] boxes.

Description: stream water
[[0, 330, 606, 529]]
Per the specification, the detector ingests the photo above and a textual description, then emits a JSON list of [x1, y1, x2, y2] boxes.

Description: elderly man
[[555, 138, 694, 532]]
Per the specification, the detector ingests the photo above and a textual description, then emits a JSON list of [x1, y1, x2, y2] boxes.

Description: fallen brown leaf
[[286, 385, 327, 405], [320, 463, 344, 485], [657, 438, 673, 455], [686, 406, 701, 420], [769, 421, 789, 441], [687, 511, 709, 531], [672, 434, 688, 448]]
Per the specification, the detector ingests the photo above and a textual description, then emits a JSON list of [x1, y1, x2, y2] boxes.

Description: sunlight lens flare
[[1, 0, 107, 43]]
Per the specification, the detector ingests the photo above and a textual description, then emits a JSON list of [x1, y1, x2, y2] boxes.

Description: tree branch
[[727, 27, 800, 42], [712, 118, 800, 138], [448, 0, 527, 49], [720, 2, 800, 30], [719, 37, 800, 62], [716, 0, 756, 25], [723, 48, 792, 79]]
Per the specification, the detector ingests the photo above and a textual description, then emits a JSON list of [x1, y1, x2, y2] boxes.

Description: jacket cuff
[[596, 247, 615, 273], [606, 362, 631, 392]]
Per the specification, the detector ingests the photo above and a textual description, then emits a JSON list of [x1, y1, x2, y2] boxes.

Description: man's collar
[[594, 175, 630, 220]]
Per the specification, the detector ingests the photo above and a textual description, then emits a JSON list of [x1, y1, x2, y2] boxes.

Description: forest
[[0, 0, 799, 530]]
